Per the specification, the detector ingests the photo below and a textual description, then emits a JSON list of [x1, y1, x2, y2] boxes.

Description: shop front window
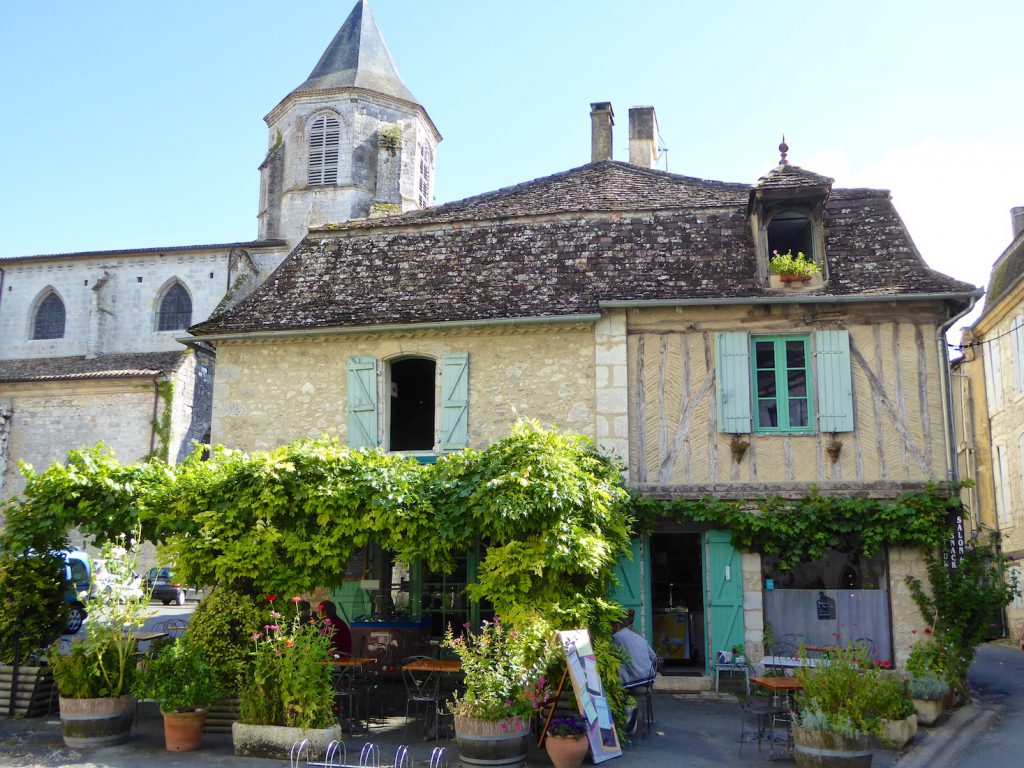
[[762, 548, 891, 663]]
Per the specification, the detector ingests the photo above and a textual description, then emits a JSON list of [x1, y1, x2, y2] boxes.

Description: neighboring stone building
[[190, 100, 978, 677], [0, 0, 435, 507], [954, 207, 1024, 642]]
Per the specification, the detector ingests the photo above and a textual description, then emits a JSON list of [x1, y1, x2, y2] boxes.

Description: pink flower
[[291, 596, 302, 603], [500, 722, 508, 732], [270, 611, 281, 618], [251, 632, 262, 640], [268, 624, 280, 631]]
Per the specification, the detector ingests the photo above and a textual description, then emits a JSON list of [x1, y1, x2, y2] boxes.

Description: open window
[[389, 357, 436, 451], [32, 290, 65, 340], [767, 209, 814, 259]]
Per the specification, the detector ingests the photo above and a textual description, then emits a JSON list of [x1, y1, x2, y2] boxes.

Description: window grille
[[157, 283, 192, 331], [32, 293, 65, 339]]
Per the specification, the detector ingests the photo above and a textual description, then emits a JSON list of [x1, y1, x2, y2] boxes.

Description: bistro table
[[747, 677, 802, 760], [330, 656, 376, 668]]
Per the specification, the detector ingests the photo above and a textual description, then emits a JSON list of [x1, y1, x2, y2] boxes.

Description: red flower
[[266, 594, 277, 603], [923, 627, 933, 635]]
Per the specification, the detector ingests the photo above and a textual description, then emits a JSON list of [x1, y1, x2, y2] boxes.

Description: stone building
[[190, 95, 978, 678], [0, 0, 435, 505], [954, 207, 1024, 642]]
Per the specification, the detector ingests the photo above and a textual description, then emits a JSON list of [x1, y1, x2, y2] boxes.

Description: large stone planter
[[454, 715, 530, 768], [0, 664, 57, 718], [877, 714, 917, 750], [58, 694, 136, 748], [912, 698, 943, 726], [793, 724, 873, 768], [232, 721, 341, 759]]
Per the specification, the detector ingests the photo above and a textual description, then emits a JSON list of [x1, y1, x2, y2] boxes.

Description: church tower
[[257, 0, 440, 246]]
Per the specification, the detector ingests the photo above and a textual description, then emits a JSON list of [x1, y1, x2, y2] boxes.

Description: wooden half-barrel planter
[[0, 664, 58, 718], [203, 696, 241, 734]]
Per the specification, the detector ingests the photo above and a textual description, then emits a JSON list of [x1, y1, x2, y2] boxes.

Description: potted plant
[[904, 635, 951, 724], [232, 598, 339, 759], [871, 673, 917, 749], [49, 535, 152, 748], [793, 643, 880, 767], [729, 435, 750, 463], [906, 673, 949, 726], [443, 617, 548, 768], [133, 635, 226, 751], [769, 249, 821, 283], [544, 713, 588, 768], [0, 550, 68, 717], [732, 644, 746, 664]]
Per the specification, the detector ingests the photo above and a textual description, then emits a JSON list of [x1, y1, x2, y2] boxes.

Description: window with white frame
[[308, 113, 340, 186]]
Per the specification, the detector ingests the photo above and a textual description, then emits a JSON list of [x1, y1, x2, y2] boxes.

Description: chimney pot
[[1012, 207, 1024, 239], [628, 106, 659, 169], [590, 102, 614, 163]]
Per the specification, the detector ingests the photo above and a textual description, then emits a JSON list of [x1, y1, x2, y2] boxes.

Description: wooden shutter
[[996, 444, 1013, 527], [347, 356, 378, 448], [984, 340, 1004, 414], [439, 352, 469, 451], [705, 530, 744, 675], [814, 329, 854, 433], [308, 114, 340, 186], [610, 535, 651, 642], [716, 332, 751, 433], [1013, 316, 1024, 396]]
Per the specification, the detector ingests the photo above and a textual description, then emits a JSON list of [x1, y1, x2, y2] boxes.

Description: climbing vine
[[631, 484, 964, 570], [148, 380, 174, 461]]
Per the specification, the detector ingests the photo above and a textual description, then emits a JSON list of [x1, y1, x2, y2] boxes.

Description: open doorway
[[650, 533, 704, 675]]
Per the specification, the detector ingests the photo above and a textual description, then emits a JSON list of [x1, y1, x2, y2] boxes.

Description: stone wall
[[0, 246, 287, 361], [0, 379, 158, 503], [169, 349, 215, 464], [212, 323, 596, 451], [888, 545, 931, 669]]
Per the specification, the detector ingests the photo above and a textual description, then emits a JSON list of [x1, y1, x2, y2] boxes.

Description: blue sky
[[2, 0, 1021, 328]]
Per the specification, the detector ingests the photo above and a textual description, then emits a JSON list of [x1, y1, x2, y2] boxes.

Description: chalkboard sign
[[556, 629, 621, 763]]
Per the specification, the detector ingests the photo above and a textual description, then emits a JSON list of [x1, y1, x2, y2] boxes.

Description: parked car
[[60, 550, 91, 634], [143, 566, 192, 606], [93, 563, 144, 601]]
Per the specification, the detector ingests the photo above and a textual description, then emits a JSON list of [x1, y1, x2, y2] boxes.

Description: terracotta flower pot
[[162, 709, 207, 752], [545, 734, 589, 768]]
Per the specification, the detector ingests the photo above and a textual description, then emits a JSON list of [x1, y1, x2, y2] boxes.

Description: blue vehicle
[[60, 550, 91, 634]]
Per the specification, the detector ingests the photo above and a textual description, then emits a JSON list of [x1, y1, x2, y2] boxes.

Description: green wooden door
[[705, 530, 744, 675], [611, 535, 652, 641]]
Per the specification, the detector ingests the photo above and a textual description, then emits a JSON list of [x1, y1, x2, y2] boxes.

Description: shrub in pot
[[134, 635, 226, 751], [906, 673, 949, 726], [50, 536, 151, 748], [871, 673, 917, 749]]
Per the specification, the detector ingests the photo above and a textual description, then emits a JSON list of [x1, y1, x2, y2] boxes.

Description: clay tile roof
[[0, 351, 187, 383], [190, 161, 976, 337]]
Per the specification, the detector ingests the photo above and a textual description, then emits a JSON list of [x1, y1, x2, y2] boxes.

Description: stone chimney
[[590, 102, 614, 162], [1012, 207, 1024, 239], [628, 106, 659, 168]]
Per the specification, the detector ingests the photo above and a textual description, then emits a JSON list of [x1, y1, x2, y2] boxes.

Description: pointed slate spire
[[291, 0, 419, 105]]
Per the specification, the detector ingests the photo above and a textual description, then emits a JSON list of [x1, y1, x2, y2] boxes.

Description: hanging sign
[[556, 629, 622, 763]]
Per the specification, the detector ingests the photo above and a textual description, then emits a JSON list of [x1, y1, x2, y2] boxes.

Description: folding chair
[[401, 656, 443, 740]]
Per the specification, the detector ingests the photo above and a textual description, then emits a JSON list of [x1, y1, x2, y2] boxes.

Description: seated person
[[316, 600, 352, 656], [612, 614, 658, 686]]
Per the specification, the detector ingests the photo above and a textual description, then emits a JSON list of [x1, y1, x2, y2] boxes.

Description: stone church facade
[[0, 0, 435, 503]]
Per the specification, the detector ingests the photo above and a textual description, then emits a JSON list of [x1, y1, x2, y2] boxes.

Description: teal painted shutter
[[439, 352, 469, 451], [610, 535, 651, 642], [705, 530, 744, 674], [814, 330, 854, 432], [346, 356, 378, 448], [716, 332, 751, 433]]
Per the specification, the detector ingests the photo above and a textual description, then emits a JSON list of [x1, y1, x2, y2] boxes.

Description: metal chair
[[330, 653, 364, 732], [739, 692, 790, 760], [401, 656, 442, 740], [623, 657, 659, 738]]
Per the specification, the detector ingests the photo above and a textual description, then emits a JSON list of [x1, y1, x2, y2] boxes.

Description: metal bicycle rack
[[289, 739, 448, 768]]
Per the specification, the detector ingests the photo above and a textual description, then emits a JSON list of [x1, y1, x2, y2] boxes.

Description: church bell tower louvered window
[[308, 113, 341, 186]]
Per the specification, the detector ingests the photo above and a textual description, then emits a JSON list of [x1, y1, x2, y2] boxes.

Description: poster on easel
[[556, 629, 622, 763]]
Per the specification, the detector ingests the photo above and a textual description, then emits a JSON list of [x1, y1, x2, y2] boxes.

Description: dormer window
[[767, 209, 814, 260]]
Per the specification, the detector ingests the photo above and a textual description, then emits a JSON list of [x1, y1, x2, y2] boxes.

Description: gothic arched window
[[157, 283, 192, 331], [308, 113, 340, 186], [32, 292, 66, 339]]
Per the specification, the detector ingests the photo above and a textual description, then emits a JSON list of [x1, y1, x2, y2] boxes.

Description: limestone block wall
[[888, 546, 931, 669], [168, 350, 215, 464], [0, 246, 287, 360], [741, 551, 765, 660], [594, 310, 629, 471], [212, 324, 596, 451], [628, 302, 952, 489], [0, 379, 158, 503]]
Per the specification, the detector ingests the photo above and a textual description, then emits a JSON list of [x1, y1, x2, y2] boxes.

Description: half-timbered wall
[[628, 302, 951, 492]]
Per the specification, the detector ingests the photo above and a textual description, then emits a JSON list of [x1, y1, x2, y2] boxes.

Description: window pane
[[755, 342, 775, 369], [789, 398, 809, 427], [757, 370, 777, 398], [33, 293, 65, 339], [786, 341, 805, 368], [157, 284, 192, 331], [787, 370, 807, 397], [757, 401, 778, 428]]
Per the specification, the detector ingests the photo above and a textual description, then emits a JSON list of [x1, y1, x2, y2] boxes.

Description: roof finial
[[779, 135, 789, 165]]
